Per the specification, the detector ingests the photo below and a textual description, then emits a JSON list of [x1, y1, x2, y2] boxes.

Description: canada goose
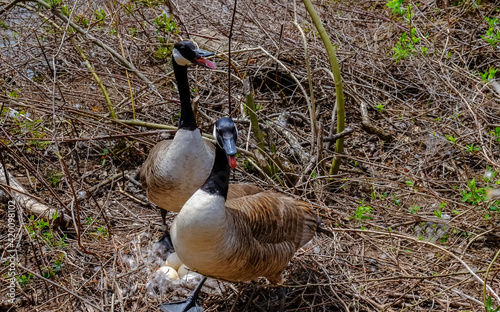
[[160, 117, 325, 312], [141, 41, 262, 250], [140, 41, 217, 250]]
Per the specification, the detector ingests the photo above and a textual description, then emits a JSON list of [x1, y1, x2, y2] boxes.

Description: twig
[[117, 190, 147, 206], [323, 126, 356, 142], [227, 0, 238, 115], [71, 37, 116, 120], [301, 0, 346, 175], [0, 0, 22, 16], [56, 151, 97, 256], [0, 158, 72, 226], [18, 264, 104, 312], [117, 21, 136, 119], [0, 130, 175, 143], [483, 248, 500, 305], [293, 0, 317, 151], [33, 0, 161, 98], [83, 170, 130, 199], [117, 119, 177, 130], [333, 227, 500, 304], [300, 126, 356, 146], [360, 100, 394, 142]]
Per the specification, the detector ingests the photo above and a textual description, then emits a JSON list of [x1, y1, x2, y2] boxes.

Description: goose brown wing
[[140, 140, 173, 190], [225, 192, 318, 249], [203, 138, 216, 156], [227, 184, 263, 200]]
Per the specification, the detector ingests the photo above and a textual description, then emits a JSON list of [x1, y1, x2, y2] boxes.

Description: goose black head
[[214, 118, 238, 169], [173, 41, 216, 69]]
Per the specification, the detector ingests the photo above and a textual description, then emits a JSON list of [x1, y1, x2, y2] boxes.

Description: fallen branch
[[268, 115, 310, 165], [301, 126, 356, 146], [323, 126, 357, 143], [0, 163, 72, 227], [79, 170, 130, 200], [360, 100, 394, 142]]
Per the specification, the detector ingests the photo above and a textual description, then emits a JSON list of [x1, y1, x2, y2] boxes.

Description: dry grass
[[1, 0, 500, 311]]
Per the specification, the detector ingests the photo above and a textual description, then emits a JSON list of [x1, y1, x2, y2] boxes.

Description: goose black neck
[[173, 60, 197, 130], [200, 144, 230, 199]]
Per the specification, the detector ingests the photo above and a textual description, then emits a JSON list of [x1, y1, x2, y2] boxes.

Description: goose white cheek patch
[[173, 48, 192, 66]]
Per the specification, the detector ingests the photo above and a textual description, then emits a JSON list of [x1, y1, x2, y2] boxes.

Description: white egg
[[157, 266, 179, 280], [177, 264, 191, 278], [166, 252, 183, 271]]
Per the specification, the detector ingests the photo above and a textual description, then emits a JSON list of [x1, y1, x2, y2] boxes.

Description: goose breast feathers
[[140, 129, 215, 212]]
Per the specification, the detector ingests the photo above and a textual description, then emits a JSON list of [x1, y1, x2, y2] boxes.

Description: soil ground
[[1, 0, 500, 311]]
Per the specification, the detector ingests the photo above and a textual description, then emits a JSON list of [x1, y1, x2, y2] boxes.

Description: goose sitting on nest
[[140, 42, 261, 250], [159, 117, 329, 312]]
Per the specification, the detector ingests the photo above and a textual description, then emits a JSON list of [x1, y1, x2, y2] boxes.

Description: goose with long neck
[[161, 118, 325, 312], [140, 41, 217, 249]]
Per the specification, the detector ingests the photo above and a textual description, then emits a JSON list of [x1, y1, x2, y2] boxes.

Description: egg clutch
[[157, 252, 201, 282]]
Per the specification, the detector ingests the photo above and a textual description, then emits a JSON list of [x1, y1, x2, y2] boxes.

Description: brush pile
[[0, 0, 499, 311]]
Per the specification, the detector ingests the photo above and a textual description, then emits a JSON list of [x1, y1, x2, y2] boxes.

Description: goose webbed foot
[[158, 298, 202, 312], [158, 209, 174, 252], [255, 286, 286, 312], [157, 231, 174, 252], [277, 286, 286, 312], [159, 277, 207, 312]]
